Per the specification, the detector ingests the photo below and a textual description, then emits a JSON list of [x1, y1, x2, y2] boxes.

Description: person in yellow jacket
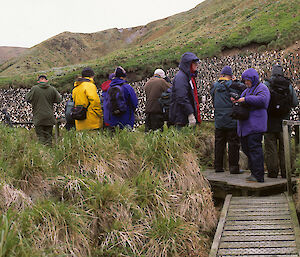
[[72, 67, 103, 131]]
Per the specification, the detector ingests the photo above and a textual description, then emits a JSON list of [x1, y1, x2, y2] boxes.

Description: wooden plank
[[217, 247, 298, 255], [228, 207, 288, 212], [209, 195, 232, 257], [219, 241, 297, 249], [221, 235, 296, 241], [225, 220, 293, 226], [218, 255, 299, 257], [229, 203, 289, 208], [223, 229, 295, 236], [226, 215, 291, 220], [228, 211, 290, 216], [224, 224, 293, 230], [286, 193, 300, 256]]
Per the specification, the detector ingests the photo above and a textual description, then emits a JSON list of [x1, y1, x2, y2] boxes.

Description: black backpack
[[267, 77, 292, 117], [107, 83, 127, 116], [158, 88, 172, 120]]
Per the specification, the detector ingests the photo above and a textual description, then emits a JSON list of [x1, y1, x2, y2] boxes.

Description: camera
[[230, 92, 240, 100]]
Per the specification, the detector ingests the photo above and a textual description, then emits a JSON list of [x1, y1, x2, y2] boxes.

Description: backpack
[[65, 99, 75, 123], [267, 77, 292, 117], [107, 83, 127, 116], [158, 88, 172, 120], [71, 105, 88, 120]]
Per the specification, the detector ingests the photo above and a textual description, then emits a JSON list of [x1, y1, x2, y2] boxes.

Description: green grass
[[0, 123, 217, 256]]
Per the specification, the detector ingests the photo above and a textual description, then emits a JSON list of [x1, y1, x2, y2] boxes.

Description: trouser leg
[[214, 129, 226, 172], [145, 113, 151, 132], [241, 136, 251, 171], [35, 125, 53, 146], [227, 129, 240, 173], [264, 133, 279, 178], [247, 133, 264, 182]]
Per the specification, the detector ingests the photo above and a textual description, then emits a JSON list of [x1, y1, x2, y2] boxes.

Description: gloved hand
[[188, 114, 196, 127]]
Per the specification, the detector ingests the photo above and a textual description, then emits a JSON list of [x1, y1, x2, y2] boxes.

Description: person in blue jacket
[[210, 66, 246, 174], [234, 68, 270, 183], [169, 52, 201, 127], [106, 66, 138, 129]]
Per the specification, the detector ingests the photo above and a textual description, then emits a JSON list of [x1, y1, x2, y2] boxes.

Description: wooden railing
[[282, 120, 300, 195]]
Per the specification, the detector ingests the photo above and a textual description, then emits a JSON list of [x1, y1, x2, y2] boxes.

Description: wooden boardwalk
[[210, 194, 300, 256], [202, 170, 297, 198]]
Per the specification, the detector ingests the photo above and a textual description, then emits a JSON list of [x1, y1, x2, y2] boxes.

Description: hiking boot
[[246, 175, 264, 183], [215, 169, 225, 173]]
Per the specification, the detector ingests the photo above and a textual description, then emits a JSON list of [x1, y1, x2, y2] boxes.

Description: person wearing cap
[[169, 52, 201, 127], [26, 75, 62, 145], [210, 66, 246, 174], [107, 66, 138, 129], [233, 68, 270, 183], [72, 67, 103, 131], [144, 68, 171, 132], [264, 64, 299, 178]]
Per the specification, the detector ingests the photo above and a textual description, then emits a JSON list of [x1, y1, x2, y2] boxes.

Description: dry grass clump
[[0, 183, 32, 212], [0, 124, 217, 256]]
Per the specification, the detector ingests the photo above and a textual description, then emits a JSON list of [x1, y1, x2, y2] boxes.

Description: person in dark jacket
[[145, 68, 171, 132], [210, 66, 246, 173], [169, 52, 201, 127], [26, 75, 62, 146], [264, 64, 299, 178], [106, 66, 138, 129], [234, 68, 270, 182]]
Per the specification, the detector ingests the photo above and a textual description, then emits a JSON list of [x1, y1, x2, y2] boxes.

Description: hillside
[[0, 0, 299, 90], [0, 46, 28, 64]]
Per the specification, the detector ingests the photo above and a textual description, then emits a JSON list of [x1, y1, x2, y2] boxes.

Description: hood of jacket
[[74, 77, 93, 87], [179, 52, 199, 78], [242, 68, 260, 87], [110, 77, 127, 86], [38, 82, 50, 89], [271, 64, 284, 77]]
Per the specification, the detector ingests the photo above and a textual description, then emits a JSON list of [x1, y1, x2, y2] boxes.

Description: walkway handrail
[[282, 120, 300, 196]]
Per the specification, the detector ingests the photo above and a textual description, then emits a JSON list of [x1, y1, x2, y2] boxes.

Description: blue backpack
[[107, 83, 127, 116]]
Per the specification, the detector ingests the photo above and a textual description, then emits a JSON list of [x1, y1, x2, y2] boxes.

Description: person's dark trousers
[[35, 125, 53, 146], [264, 132, 286, 178], [145, 113, 164, 132], [214, 128, 240, 173], [241, 133, 264, 182]]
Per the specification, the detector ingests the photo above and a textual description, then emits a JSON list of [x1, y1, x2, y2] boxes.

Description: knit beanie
[[221, 66, 233, 76]]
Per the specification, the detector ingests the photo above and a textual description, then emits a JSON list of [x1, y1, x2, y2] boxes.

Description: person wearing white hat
[[144, 68, 171, 132]]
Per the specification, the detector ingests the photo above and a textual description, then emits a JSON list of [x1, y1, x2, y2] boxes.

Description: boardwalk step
[[219, 241, 297, 248], [221, 235, 296, 241], [217, 247, 298, 255], [209, 194, 300, 257]]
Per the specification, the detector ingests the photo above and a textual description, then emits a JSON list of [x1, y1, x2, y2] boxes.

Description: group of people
[[1, 49, 299, 183], [211, 64, 298, 183]]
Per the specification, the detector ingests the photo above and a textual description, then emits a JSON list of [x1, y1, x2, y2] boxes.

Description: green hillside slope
[[0, 0, 299, 91]]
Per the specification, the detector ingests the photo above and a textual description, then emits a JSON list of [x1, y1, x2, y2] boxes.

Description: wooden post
[[282, 121, 292, 196], [54, 120, 59, 144], [295, 125, 299, 154]]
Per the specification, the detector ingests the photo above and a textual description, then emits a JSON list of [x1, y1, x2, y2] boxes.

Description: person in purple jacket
[[106, 66, 138, 130], [232, 68, 270, 182]]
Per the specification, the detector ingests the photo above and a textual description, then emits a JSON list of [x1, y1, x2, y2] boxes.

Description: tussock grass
[[0, 123, 216, 256]]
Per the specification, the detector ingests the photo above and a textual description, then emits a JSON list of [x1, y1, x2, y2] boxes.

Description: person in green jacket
[[26, 75, 62, 146]]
